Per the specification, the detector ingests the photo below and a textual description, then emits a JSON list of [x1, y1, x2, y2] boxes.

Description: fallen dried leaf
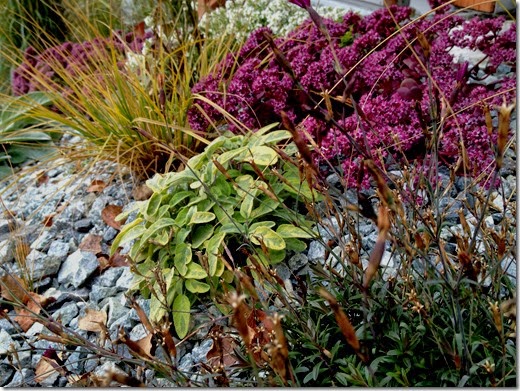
[[101, 205, 124, 230], [36, 171, 49, 186], [42, 214, 55, 227], [130, 297, 155, 335], [87, 180, 107, 193], [117, 329, 154, 360], [108, 248, 129, 267], [132, 184, 153, 201], [79, 234, 103, 254], [97, 256, 111, 271], [13, 292, 54, 332], [207, 325, 240, 369], [0, 274, 29, 303], [78, 308, 107, 333], [35, 356, 58, 383]]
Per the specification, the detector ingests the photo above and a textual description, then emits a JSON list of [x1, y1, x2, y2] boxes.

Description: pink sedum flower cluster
[[190, 6, 515, 186]]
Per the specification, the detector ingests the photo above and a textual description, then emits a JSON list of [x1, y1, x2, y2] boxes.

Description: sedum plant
[[112, 124, 320, 338], [200, 0, 347, 40]]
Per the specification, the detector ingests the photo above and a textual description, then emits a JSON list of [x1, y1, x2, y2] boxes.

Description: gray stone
[[0, 219, 13, 236], [192, 339, 213, 364], [0, 328, 19, 355], [438, 198, 463, 223], [288, 253, 308, 272], [317, 217, 341, 241], [53, 303, 79, 327], [0, 362, 15, 386], [275, 263, 291, 281], [15, 343, 32, 367], [103, 227, 118, 242], [0, 318, 18, 335], [83, 354, 100, 373], [89, 285, 120, 304], [47, 241, 70, 262], [101, 294, 131, 329], [307, 241, 326, 263], [88, 196, 110, 223], [66, 201, 87, 221], [33, 276, 51, 289], [97, 267, 125, 287], [115, 267, 134, 289], [129, 324, 148, 341], [25, 322, 45, 337], [57, 250, 99, 288], [5, 368, 36, 387], [501, 256, 516, 286], [74, 218, 93, 233], [64, 346, 86, 373], [154, 377, 178, 387], [25, 249, 62, 280], [42, 287, 90, 306], [30, 230, 54, 251], [178, 352, 193, 372], [0, 239, 14, 264]]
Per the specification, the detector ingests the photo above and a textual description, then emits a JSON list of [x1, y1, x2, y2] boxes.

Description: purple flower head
[[288, 0, 311, 8]]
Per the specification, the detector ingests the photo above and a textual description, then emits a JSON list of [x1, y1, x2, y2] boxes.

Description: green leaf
[[285, 238, 307, 252], [247, 145, 278, 166], [250, 198, 280, 219], [175, 228, 190, 245], [217, 146, 247, 165], [189, 211, 216, 225], [250, 226, 285, 250], [235, 175, 254, 198], [219, 223, 243, 234], [206, 232, 226, 276], [251, 122, 279, 137], [2, 131, 52, 142], [172, 294, 191, 339], [145, 192, 163, 220], [175, 205, 196, 226], [152, 230, 170, 246], [149, 293, 167, 323], [169, 190, 192, 208], [141, 218, 176, 246], [240, 193, 255, 219], [257, 130, 291, 145], [249, 221, 276, 231], [184, 262, 208, 279], [192, 224, 214, 248], [175, 243, 192, 276], [276, 224, 314, 239], [185, 279, 210, 293], [110, 218, 144, 254], [264, 249, 286, 264]]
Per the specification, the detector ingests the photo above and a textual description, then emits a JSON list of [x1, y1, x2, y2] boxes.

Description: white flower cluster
[[200, 0, 346, 40]]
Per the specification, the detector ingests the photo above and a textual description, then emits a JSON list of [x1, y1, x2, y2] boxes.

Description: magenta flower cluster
[[12, 30, 152, 96], [188, 6, 515, 187]]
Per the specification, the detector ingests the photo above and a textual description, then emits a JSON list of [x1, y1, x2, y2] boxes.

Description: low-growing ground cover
[[0, 0, 515, 387]]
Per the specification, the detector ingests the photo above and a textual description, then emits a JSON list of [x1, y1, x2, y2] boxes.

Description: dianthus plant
[[189, 5, 516, 187]]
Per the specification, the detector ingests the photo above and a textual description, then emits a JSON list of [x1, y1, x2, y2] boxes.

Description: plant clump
[[189, 6, 516, 187], [112, 124, 320, 338], [200, 0, 347, 40]]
